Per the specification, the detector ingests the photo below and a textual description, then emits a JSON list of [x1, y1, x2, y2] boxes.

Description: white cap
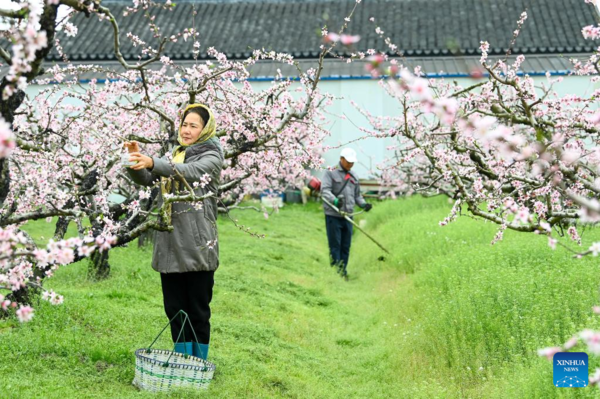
[[340, 148, 357, 163]]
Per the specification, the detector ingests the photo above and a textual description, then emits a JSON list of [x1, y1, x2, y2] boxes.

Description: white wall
[[250, 74, 596, 179]]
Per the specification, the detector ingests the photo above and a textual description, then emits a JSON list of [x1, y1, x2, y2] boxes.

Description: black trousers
[[325, 215, 353, 276], [160, 271, 214, 344]]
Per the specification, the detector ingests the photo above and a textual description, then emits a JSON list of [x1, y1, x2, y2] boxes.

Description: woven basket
[[133, 310, 216, 392], [133, 348, 215, 392]]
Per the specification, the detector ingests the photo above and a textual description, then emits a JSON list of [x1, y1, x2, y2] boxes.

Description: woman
[[124, 103, 223, 360]]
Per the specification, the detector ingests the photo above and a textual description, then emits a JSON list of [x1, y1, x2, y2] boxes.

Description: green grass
[[2, 197, 600, 397]]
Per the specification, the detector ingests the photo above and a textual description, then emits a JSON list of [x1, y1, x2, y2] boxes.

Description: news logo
[[553, 352, 588, 388]]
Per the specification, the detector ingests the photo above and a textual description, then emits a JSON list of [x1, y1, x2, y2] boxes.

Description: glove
[[364, 203, 373, 212], [333, 196, 344, 209]]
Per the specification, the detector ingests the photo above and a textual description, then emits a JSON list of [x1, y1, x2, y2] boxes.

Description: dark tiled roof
[[47, 0, 599, 62]]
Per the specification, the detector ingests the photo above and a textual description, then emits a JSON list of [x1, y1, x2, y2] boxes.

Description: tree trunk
[[88, 250, 110, 280], [138, 229, 155, 248], [54, 199, 76, 240], [54, 216, 71, 240], [2, 285, 40, 317], [135, 187, 160, 248]]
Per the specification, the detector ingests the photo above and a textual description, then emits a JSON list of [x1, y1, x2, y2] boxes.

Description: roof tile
[[42, 0, 599, 62]]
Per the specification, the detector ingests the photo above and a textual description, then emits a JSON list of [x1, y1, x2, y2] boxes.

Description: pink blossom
[[590, 112, 600, 125], [54, 247, 75, 265], [533, 201, 547, 218], [472, 116, 497, 136], [514, 207, 530, 224], [564, 337, 578, 350], [63, 23, 78, 38], [562, 150, 581, 165], [323, 33, 340, 43], [199, 173, 212, 188], [590, 368, 600, 385], [33, 249, 50, 266], [580, 329, 600, 355], [479, 41, 490, 53], [479, 41, 490, 63], [0, 117, 15, 158], [367, 54, 385, 65], [583, 25, 600, 40], [340, 34, 361, 45], [539, 221, 551, 233], [407, 78, 432, 101], [568, 226, 581, 245], [16, 305, 34, 322], [78, 245, 96, 257], [42, 290, 64, 305], [537, 346, 561, 361]]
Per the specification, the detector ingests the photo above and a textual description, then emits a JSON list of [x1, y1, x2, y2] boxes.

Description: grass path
[[3, 197, 600, 398]]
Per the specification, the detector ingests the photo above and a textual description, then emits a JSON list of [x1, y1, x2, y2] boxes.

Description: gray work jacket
[[321, 163, 367, 217], [127, 137, 224, 273]]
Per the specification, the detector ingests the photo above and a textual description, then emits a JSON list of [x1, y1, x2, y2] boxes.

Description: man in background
[[321, 148, 372, 280]]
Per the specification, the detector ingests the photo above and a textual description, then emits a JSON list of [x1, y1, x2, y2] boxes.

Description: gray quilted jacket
[[321, 163, 367, 218], [127, 137, 224, 273]]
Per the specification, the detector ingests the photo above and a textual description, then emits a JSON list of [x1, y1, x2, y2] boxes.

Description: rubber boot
[[174, 342, 193, 356], [192, 342, 209, 360]]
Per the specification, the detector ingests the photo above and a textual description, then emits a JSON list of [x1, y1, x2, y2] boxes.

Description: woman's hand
[[123, 141, 140, 153], [128, 152, 154, 170]]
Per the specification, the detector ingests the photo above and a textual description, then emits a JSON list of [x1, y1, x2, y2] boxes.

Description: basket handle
[[146, 310, 201, 364]]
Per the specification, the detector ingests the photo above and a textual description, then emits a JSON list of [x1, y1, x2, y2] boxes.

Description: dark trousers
[[325, 215, 353, 276], [160, 271, 214, 344]]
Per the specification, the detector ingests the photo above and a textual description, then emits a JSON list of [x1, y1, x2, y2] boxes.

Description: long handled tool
[[321, 197, 391, 254]]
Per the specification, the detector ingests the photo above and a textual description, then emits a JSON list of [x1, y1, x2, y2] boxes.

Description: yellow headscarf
[[175, 103, 217, 150], [161, 103, 217, 219]]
